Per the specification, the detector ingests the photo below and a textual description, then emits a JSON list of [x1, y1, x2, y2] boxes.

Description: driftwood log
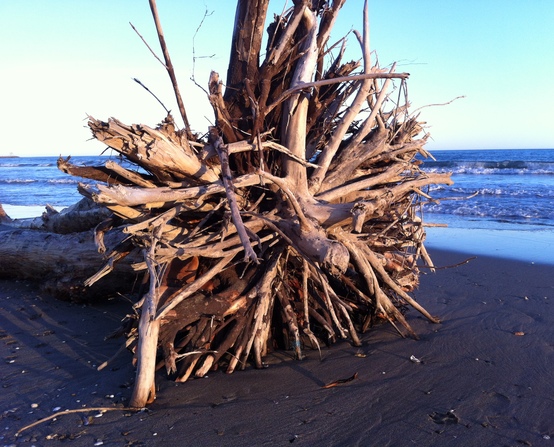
[[0, 0, 453, 408], [0, 198, 141, 300]]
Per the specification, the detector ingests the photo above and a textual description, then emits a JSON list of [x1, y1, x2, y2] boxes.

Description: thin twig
[[418, 256, 476, 270], [133, 78, 170, 115], [16, 407, 142, 437], [129, 22, 166, 67], [412, 95, 466, 114], [190, 6, 215, 93], [148, 0, 192, 137], [266, 71, 409, 115]]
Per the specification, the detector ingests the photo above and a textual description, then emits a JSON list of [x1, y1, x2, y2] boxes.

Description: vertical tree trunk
[[129, 299, 160, 407], [129, 247, 161, 407]]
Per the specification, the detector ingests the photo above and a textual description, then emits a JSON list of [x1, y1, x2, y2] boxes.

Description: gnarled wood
[[0, 0, 454, 408]]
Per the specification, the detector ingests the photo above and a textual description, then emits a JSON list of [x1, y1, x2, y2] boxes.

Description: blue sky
[[1, 0, 553, 157]]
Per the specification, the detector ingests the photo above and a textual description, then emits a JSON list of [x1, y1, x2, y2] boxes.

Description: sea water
[[1, 149, 553, 263], [0, 156, 104, 211], [421, 149, 554, 230], [419, 148, 554, 264]]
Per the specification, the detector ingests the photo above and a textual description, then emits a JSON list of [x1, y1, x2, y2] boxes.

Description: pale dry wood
[[314, 268, 348, 339], [105, 160, 157, 188], [309, 0, 375, 194], [315, 164, 406, 203], [203, 138, 319, 168], [280, 7, 318, 194], [0, 227, 139, 299], [319, 65, 398, 193], [265, 71, 410, 117], [208, 71, 240, 143], [277, 287, 304, 359], [88, 116, 219, 183], [240, 251, 281, 369], [265, 3, 306, 67], [157, 233, 276, 261], [87, 173, 265, 207], [2, 199, 112, 234], [338, 235, 414, 336], [1, 1, 456, 409], [129, 240, 163, 407], [336, 229, 438, 324], [57, 156, 128, 185], [315, 0, 347, 56], [348, 173, 454, 203]]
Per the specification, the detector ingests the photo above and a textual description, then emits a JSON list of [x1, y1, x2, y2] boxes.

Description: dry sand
[[1, 249, 553, 446]]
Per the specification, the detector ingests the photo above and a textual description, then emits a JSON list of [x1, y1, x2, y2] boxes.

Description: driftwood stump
[[0, 0, 453, 408]]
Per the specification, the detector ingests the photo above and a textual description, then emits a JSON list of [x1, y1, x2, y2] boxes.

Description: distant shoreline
[[0, 155, 19, 158]]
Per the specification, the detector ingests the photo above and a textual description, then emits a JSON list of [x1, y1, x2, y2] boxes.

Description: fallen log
[[0, 226, 141, 300], [3, 198, 112, 234]]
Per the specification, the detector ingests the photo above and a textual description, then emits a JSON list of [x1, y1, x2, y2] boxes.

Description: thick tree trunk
[[0, 227, 140, 300]]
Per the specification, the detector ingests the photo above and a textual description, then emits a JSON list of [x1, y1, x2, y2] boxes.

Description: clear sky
[[1, 0, 553, 157]]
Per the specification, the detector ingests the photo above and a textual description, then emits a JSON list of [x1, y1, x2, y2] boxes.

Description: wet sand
[[1, 249, 553, 446]]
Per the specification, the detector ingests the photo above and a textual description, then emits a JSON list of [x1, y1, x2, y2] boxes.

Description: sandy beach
[[1, 248, 553, 446]]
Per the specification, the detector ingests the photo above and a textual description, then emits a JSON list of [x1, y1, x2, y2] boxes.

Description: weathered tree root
[[56, 0, 453, 407]]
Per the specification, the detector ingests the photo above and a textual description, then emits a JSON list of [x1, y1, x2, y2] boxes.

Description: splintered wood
[[66, 0, 452, 407]]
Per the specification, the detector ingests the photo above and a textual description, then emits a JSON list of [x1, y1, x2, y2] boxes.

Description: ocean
[[1, 149, 553, 263], [420, 148, 554, 264], [421, 148, 554, 231]]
